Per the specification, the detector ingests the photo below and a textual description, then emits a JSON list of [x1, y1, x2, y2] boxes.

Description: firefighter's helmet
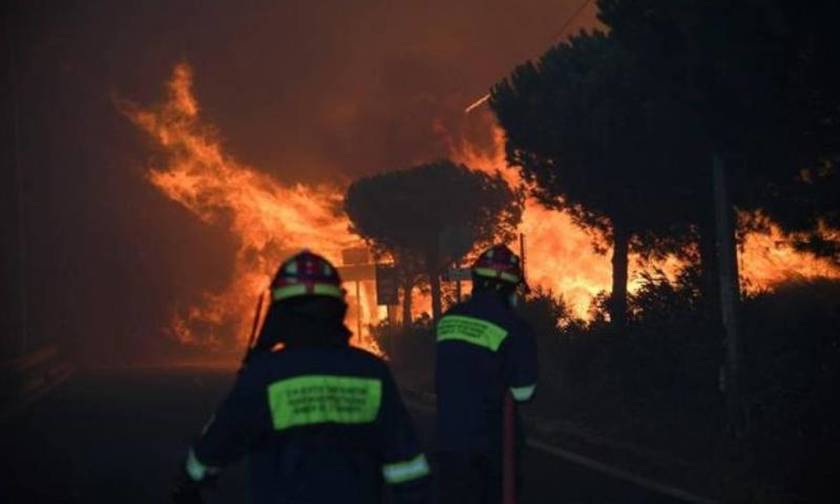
[[471, 244, 522, 285], [270, 250, 344, 302]]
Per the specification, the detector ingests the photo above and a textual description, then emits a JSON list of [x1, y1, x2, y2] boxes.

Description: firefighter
[[435, 245, 538, 504], [171, 250, 430, 504]]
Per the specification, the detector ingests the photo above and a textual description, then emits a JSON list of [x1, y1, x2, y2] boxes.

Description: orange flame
[[451, 120, 840, 315], [451, 124, 611, 318], [125, 64, 839, 346], [121, 63, 379, 351], [740, 215, 840, 290]]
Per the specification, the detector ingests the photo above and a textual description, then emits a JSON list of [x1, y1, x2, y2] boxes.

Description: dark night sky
[[2, 0, 598, 361]]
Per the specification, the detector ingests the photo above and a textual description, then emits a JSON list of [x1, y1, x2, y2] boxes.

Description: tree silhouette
[[491, 31, 694, 328], [598, 0, 840, 263], [345, 160, 522, 321]]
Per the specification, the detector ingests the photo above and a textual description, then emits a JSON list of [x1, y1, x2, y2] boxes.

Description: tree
[[345, 160, 522, 321], [598, 0, 840, 262], [593, 0, 840, 450], [491, 31, 694, 328]]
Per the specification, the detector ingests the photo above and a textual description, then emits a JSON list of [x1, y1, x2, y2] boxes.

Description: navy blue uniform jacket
[[189, 345, 429, 504], [435, 291, 538, 455]]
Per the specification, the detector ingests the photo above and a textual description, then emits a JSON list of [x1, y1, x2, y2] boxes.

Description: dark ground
[[1, 366, 689, 503]]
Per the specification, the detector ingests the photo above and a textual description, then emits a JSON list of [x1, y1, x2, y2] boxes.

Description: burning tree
[[491, 0, 840, 328], [344, 160, 522, 321]]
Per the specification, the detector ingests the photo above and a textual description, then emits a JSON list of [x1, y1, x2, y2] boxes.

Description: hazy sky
[[16, 0, 599, 176]]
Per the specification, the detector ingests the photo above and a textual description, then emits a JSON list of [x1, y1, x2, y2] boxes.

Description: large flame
[[450, 120, 840, 315], [450, 125, 612, 317], [125, 64, 839, 347], [740, 216, 840, 290], [121, 63, 379, 350]]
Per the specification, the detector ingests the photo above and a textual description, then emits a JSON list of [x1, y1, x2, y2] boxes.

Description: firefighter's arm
[[378, 367, 431, 503], [182, 366, 268, 484], [504, 323, 539, 402]]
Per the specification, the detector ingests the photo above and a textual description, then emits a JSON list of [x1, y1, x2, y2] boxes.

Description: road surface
[[1, 366, 690, 503]]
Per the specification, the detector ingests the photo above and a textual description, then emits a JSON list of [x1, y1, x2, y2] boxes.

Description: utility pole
[[454, 261, 462, 303], [355, 280, 362, 346], [712, 154, 744, 438]]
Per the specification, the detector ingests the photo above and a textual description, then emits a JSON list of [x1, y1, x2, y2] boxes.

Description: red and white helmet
[[471, 244, 523, 285], [270, 250, 344, 302]]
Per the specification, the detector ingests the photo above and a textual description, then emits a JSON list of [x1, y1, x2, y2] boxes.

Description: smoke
[[5, 0, 597, 362], [10, 0, 833, 361]]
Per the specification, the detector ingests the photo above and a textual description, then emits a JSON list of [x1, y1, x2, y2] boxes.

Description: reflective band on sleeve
[[272, 283, 343, 301], [437, 315, 508, 352], [510, 384, 536, 401], [382, 453, 430, 484], [267, 375, 382, 431], [185, 448, 220, 482]]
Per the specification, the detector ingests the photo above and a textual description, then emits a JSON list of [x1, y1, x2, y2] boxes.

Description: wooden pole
[[712, 154, 744, 437]]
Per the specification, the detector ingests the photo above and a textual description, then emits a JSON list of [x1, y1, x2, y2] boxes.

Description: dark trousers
[[436, 451, 521, 504]]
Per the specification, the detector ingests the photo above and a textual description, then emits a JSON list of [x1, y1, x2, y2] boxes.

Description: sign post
[[338, 248, 403, 344], [375, 264, 399, 306], [439, 225, 473, 306], [341, 247, 371, 346]]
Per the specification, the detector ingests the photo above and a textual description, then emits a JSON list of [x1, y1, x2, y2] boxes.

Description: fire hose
[[503, 392, 517, 504]]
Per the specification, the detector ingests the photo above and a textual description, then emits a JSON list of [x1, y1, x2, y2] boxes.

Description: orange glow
[[451, 124, 612, 318], [122, 63, 379, 352], [451, 122, 840, 315], [126, 64, 838, 346], [739, 215, 840, 291]]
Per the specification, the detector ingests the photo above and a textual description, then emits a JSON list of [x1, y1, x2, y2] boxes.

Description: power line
[[465, 0, 596, 113], [549, 0, 596, 46]]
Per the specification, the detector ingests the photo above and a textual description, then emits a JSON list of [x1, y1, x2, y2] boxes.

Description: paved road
[[2, 366, 688, 503]]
